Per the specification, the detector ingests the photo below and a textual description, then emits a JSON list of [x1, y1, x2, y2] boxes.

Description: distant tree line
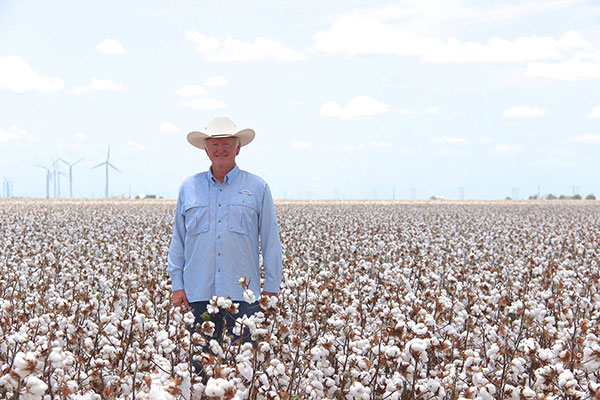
[[524, 193, 596, 200]]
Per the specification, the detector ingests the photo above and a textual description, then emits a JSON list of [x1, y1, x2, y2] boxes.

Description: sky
[[1, 0, 599, 200]]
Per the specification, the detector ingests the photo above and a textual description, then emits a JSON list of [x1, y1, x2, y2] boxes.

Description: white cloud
[[70, 78, 123, 95], [573, 134, 600, 143], [128, 140, 152, 152], [290, 141, 312, 149], [203, 75, 229, 87], [0, 55, 64, 94], [160, 122, 180, 133], [425, 36, 562, 64], [557, 31, 593, 51], [343, 0, 580, 30], [321, 95, 389, 119], [175, 84, 208, 97], [370, 141, 391, 148], [503, 106, 547, 117], [96, 38, 125, 55], [527, 59, 600, 80], [589, 106, 600, 119], [181, 97, 227, 110], [432, 136, 468, 144], [424, 107, 439, 114], [491, 144, 523, 155], [312, 7, 587, 65], [313, 14, 439, 57], [429, 147, 468, 157], [0, 125, 39, 143], [398, 108, 418, 115], [186, 31, 305, 62], [73, 132, 88, 141]]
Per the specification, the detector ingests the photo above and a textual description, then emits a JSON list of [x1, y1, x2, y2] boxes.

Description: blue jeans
[[188, 300, 260, 374], [189, 300, 260, 346]]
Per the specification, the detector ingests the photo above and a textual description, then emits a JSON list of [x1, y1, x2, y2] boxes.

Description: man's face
[[205, 137, 240, 170]]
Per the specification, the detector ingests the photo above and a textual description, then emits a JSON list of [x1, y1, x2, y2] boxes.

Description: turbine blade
[[73, 158, 84, 166], [92, 162, 106, 169], [108, 163, 121, 173]]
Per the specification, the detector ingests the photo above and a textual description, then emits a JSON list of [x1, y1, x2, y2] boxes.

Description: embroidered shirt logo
[[240, 189, 252, 195]]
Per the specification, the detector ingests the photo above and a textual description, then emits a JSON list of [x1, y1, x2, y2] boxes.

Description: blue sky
[[1, 0, 599, 200]]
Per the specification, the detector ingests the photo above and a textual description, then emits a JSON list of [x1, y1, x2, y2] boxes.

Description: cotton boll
[[209, 340, 224, 358], [521, 387, 536, 398], [537, 348, 553, 362], [558, 370, 576, 392], [258, 342, 271, 354], [182, 312, 195, 325], [48, 347, 66, 368], [237, 361, 253, 381], [411, 322, 428, 336], [385, 345, 401, 359], [13, 351, 38, 378], [242, 289, 256, 304], [22, 376, 48, 400], [346, 381, 371, 399]]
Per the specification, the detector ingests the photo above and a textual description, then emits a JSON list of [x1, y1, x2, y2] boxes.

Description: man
[[167, 116, 282, 344]]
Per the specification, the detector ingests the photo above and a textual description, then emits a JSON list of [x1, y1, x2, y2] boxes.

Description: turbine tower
[[59, 158, 84, 198], [93, 146, 120, 198], [3, 177, 15, 198], [36, 164, 53, 198]]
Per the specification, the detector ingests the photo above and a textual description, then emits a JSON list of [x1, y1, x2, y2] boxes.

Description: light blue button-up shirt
[[167, 165, 283, 302]]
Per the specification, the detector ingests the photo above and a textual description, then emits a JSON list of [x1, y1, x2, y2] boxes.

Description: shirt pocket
[[183, 202, 210, 235], [229, 193, 258, 235]]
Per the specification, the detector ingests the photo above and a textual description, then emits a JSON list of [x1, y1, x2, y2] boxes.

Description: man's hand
[[261, 291, 279, 298], [172, 289, 190, 308]]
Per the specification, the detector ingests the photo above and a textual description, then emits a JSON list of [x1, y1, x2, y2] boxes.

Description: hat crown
[[187, 116, 255, 149], [206, 116, 237, 136]]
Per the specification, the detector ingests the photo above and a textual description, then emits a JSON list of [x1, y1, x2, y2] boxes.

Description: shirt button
[[217, 252, 221, 256], [219, 188, 222, 192], [217, 235, 221, 239], [218, 219, 221, 223], [217, 268, 221, 272], [218, 203, 222, 207]]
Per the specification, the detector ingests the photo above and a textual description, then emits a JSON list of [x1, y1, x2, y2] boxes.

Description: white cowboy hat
[[187, 116, 255, 150]]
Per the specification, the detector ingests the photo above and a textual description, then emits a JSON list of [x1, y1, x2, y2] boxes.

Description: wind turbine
[[36, 164, 53, 198], [3, 177, 15, 198], [51, 158, 68, 198], [59, 158, 84, 198], [93, 146, 120, 198]]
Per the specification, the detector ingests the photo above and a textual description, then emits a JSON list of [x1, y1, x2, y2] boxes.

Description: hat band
[[211, 133, 233, 138]]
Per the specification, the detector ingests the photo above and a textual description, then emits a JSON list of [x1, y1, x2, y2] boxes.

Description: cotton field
[[1, 199, 600, 400]]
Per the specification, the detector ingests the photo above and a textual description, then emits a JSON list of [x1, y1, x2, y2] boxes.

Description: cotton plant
[[2, 199, 600, 398]]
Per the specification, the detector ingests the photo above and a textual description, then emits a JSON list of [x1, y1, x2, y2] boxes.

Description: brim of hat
[[187, 128, 255, 150]]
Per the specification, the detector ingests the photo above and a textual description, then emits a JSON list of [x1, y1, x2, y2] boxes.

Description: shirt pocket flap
[[229, 193, 258, 235], [229, 193, 257, 210], [183, 201, 210, 234]]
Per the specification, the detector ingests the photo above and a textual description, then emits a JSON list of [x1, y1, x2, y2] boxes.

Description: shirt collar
[[207, 164, 240, 185]]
